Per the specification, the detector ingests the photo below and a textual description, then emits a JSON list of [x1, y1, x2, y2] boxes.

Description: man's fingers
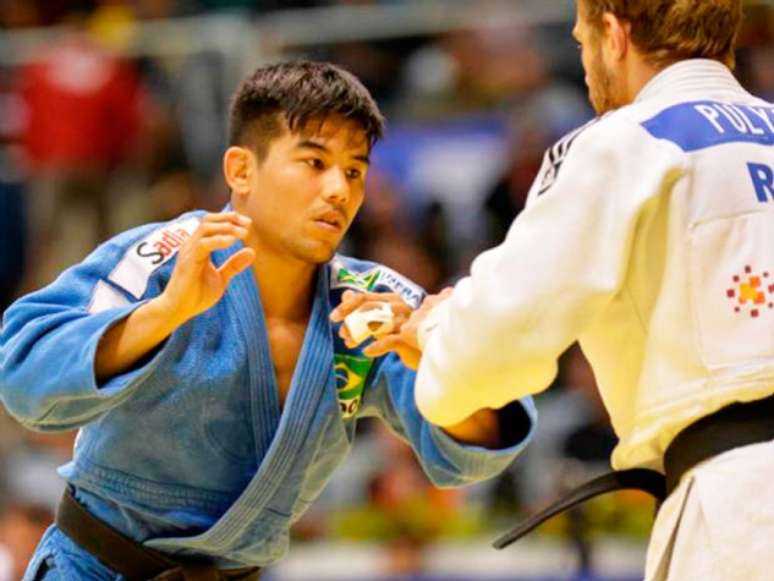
[[330, 292, 369, 322], [190, 212, 251, 244], [192, 235, 240, 260], [331, 291, 413, 323], [201, 211, 252, 227], [198, 221, 250, 239], [396, 347, 421, 371], [353, 291, 407, 305], [363, 336, 421, 368], [218, 248, 255, 284], [363, 335, 404, 358], [420, 287, 453, 310], [186, 212, 251, 263]]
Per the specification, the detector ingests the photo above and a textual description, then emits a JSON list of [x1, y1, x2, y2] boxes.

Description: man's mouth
[[313, 210, 346, 231]]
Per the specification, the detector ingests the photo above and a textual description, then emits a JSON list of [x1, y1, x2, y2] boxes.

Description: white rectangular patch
[[377, 266, 423, 309], [88, 280, 131, 314], [108, 217, 200, 299]]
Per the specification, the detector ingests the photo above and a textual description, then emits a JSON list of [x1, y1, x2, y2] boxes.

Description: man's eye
[[346, 168, 362, 180], [305, 158, 324, 169]]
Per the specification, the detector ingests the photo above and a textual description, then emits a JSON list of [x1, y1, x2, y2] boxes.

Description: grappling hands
[[329, 288, 453, 370]]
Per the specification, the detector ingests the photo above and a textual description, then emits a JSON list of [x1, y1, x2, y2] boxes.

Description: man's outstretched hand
[[330, 288, 453, 370], [157, 212, 255, 327], [95, 212, 254, 381]]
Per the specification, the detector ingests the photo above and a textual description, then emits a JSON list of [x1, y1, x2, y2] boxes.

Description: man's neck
[[250, 247, 318, 321], [624, 53, 663, 104]]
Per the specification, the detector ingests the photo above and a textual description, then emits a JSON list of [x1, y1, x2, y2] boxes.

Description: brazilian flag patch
[[333, 266, 381, 292], [334, 354, 372, 419]]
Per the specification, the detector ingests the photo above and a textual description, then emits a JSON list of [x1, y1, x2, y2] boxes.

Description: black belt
[[56, 489, 261, 581], [494, 392, 774, 550]]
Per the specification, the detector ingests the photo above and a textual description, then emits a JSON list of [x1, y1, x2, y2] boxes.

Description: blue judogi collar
[[147, 248, 339, 554]]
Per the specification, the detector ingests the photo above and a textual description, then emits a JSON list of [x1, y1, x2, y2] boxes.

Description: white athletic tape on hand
[[344, 303, 395, 344]]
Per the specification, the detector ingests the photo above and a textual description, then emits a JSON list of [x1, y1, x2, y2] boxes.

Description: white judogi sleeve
[[415, 115, 680, 426]]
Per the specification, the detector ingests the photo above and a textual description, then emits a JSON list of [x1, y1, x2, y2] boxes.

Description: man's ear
[[601, 12, 630, 62], [223, 146, 254, 199]]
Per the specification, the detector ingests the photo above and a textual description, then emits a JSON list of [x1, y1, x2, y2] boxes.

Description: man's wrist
[[145, 295, 190, 334]]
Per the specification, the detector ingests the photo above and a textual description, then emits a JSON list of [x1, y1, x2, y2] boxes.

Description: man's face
[[574, 5, 624, 115], [241, 116, 370, 264]]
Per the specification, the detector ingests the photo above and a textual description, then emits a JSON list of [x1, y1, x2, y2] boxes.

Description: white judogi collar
[[635, 58, 747, 103]]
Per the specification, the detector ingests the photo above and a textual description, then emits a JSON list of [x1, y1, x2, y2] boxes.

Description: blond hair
[[580, 0, 742, 69]]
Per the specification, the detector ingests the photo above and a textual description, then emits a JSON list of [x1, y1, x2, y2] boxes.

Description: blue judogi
[[0, 209, 536, 578]]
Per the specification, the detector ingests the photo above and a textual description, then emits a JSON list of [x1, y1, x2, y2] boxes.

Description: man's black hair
[[228, 60, 385, 159]]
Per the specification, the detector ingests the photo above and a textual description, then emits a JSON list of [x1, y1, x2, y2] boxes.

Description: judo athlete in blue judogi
[[0, 61, 536, 580]]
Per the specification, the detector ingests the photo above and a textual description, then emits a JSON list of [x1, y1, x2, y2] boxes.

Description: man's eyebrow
[[296, 140, 329, 154], [296, 139, 370, 164]]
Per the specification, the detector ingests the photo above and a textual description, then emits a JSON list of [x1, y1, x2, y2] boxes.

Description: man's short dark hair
[[228, 60, 385, 159]]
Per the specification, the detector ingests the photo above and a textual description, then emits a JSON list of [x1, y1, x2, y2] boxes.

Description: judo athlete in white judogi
[[335, 2, 774, 580], [0, 62, 536, 580]]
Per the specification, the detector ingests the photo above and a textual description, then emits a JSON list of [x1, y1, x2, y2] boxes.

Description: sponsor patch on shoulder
[[88, 280, 131, 314], [330, 261, 423, 309], [108, 216, 201, 298]]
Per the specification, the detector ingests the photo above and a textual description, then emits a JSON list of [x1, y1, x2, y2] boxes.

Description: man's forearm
[[94, 297, 183, 381], [441, 407, 500, 449]]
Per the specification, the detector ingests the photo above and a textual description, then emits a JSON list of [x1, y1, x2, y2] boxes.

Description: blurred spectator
[[0, 179, 25, 312], [561, 345, 616, 465], [481, 79, 591, 248], [15, 5, 147, 285], [359, 424, 464, 576], [2, 428, 75, 511], [0, 0, 39, 28], [0, 67, 26, 311], [347, 172, 448, 292], [737, 2, 774, 100], [0, 501, 53, 581], [199, 0, 322, 12], [401, 23, 546, 118], [482, 120, 548, 246]]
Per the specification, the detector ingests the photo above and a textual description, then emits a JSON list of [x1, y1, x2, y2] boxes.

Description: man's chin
[[295, 242, 338, 265]]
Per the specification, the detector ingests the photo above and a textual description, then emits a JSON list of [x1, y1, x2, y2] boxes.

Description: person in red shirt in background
[[16, 4, 146, 286]]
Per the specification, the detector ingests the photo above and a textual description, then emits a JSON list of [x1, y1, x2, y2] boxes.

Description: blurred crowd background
[[0, 0, 771, 579]]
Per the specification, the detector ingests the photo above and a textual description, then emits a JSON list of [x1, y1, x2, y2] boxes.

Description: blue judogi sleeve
[[359, 353, 536, 488], [0, 222, 187, 432]]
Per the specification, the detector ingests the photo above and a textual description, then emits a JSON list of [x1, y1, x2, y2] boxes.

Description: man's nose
[[321, 167, 349, 204]]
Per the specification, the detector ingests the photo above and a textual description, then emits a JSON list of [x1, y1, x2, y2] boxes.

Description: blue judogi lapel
[[147, 247, 339, 555]]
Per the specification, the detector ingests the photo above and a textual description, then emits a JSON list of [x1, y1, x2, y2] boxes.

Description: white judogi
[[415, 60, 774, 580]]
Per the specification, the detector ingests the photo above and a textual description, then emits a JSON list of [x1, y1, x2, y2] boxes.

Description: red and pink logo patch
[[726, 265, 774, 318]]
